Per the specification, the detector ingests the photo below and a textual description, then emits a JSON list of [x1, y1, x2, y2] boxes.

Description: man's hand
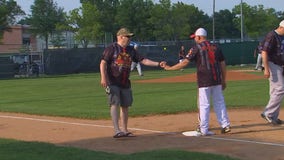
[[222, 81, 226, 90], [159, 61, 167, 68], [101, 78, 108, 88], [264, 68, 270, 78], [163, 65, 171, 70]]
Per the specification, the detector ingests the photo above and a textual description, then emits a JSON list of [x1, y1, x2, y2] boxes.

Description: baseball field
[[0, 66, 284, 160]]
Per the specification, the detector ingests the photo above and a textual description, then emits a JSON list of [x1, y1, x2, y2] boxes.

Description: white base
[[182, 130, 215, 136], [182, 131, 202, 137]]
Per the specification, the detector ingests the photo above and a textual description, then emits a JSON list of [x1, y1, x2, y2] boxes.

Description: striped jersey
[[186, 40, 225, 88]]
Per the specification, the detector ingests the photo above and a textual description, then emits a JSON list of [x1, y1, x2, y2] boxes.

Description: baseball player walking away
[[163, 28, 231, 136], [130, 44, 144, 76], [254, 41, 264, 71], [261, 20, 284, 125]]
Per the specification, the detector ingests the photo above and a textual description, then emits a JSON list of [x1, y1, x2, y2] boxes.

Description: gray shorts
[[107, 85, 133, 107]]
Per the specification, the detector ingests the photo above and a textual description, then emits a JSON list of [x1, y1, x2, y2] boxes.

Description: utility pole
[[240, 0, 244, 42], [212, 0, 215, 43]]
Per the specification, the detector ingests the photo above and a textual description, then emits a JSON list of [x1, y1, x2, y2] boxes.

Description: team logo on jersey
[[115, 51, 132, 68]]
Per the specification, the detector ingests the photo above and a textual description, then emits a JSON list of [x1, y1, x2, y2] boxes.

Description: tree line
[[1, 0, 284, 48]]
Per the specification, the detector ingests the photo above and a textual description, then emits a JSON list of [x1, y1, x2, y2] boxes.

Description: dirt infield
[[135, 70, 264, 83], [0, 70, 284, 160]]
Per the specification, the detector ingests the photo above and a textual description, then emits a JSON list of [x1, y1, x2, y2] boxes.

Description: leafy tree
[[148, 0, 173, 41], [29, 0, 65, 49], [81, 0, 119, 37], [252, 6, 278, 38], [214, 9, 239, 39], [171, 2, 192, 40], [63, 2, 102, 48], [97, 0, 120, 34], [232, 3, 279, 39], [0, 0, 24, 39], [276, 11, 284, 22], [17, 17, 32, 25], [115, 0, 154, 41], [50, 31, 66, 48], [25, 0, 283, 45], [172, 2, 210, 40]]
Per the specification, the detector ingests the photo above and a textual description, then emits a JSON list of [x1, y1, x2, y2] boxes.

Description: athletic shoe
[[202, 131, 215, 136], [196, 127, 215, 136], [196, 125, 200, 132], [261, 113, 273, 123], [273, 119, 282, 125], [261, 113, 282, 125], [221, 126, 231, 134]]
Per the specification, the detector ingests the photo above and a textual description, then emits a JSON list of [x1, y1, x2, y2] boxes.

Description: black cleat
[[221, 126, 231, 134]]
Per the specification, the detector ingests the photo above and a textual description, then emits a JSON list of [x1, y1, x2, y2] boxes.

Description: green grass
[[0, 138, 238, 160], [0, 67, 269, 119], [0, 66, 268, 160]]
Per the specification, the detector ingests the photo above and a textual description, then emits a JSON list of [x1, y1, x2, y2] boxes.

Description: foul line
[[204, 136, 284, 147], [0, 115, 167, 133], [1, 115, 284, 147]]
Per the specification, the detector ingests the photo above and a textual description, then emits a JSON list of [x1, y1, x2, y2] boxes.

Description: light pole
[[212, 0, 215, 43], [240, 0, 244, 42]]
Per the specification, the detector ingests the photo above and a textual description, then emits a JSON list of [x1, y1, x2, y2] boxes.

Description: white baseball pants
[[198, 85, 230, 134]]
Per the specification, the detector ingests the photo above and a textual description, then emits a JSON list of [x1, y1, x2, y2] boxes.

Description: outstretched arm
[[164, 59, 190, 71], [140, 59, 166, 67]]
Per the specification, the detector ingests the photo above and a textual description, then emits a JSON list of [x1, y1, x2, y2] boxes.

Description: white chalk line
[[0, 115, 166, 133], [204, 136, 284, 147], [1, 115, 284, 147]]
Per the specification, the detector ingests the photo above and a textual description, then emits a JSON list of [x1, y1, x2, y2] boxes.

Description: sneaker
[[204, 131, 215, 136], [261, 113, 273, 123], [261, 113, 282, 125], [272, 119, 282, 125], [196, 125, 200, 132], [196, 127, 215, 136], [221, 126, 231, 134]]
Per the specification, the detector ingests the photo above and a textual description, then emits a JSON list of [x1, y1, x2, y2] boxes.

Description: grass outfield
[[0, 66, 268, 160], [0, 67, 268, 119]]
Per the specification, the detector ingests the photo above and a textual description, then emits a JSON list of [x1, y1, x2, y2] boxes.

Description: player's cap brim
[[190, 34, 195, 38]]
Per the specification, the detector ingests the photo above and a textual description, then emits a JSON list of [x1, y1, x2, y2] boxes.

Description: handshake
[[159, 59, 189, 71], [159, 61, 171, 70], [158, 48, 192, 71]]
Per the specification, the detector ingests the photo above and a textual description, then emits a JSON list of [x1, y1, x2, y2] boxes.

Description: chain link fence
[[0, 40, 259, 77]]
